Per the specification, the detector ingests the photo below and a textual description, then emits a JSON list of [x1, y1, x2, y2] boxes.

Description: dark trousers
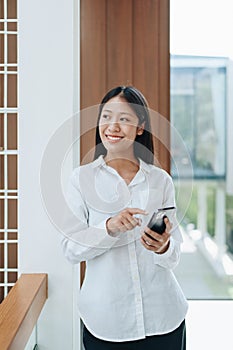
[[83, 320, 186, 350]]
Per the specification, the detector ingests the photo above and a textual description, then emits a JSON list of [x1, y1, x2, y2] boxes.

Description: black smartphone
[[145, 207, 175, 238], [147, 211, 167, 235]]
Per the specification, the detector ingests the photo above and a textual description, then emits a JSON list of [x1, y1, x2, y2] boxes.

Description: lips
[[105, 134, 123, 142]]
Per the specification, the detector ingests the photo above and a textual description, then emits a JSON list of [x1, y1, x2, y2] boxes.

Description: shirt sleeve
[[60, 168, 120, 264], [153, 173, 183, 269]]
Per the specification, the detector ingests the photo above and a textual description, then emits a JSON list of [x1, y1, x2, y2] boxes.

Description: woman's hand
[[106, 208, 148, 235], [141, 217, 172, 254]]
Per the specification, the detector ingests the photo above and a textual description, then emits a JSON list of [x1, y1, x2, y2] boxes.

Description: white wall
[[18, 1, 80, 349], [187, 300, 233, 350]]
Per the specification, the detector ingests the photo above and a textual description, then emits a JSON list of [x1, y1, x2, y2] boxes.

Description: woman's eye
[[120, 117, 129, 122], [102, 114, 110, 120]]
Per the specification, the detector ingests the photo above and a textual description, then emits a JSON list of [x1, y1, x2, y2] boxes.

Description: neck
[[104, 156, 139, 172], [104, 148, 137, 163]]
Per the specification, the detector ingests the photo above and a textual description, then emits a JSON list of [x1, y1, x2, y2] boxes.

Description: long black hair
[[94, 86, 154, 164]]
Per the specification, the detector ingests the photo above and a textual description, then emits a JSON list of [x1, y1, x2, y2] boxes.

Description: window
[[0, 0, 18, 302], [171, 56, 226, 180], [170, 0, 233, 299]]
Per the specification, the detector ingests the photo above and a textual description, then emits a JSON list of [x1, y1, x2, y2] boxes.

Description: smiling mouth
[[106, 135, 124, 142]]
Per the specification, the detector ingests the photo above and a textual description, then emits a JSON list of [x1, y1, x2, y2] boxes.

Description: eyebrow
[[102, 109, 134, 117]]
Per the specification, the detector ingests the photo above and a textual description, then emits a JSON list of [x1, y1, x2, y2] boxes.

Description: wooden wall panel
[[7, 0, 17, 19], [7, 75, 17, 107], [0, 114, 3, 150], [80, 0, 170, 171], [0, 74, 3, 107], [8, 199, 17, 229], [7, 34, 17, 64], [0, 33, 4, 63], [7, 114, 17, 150], [133, 0, 160, 111], [0, 199, 3, 228], [7, 155, 17, 189], [0, 1, 4, 19], [0, 155, 3, 188], [133, 0, 170, 171], [106, 0, 133, 88], [157, 0, 170, 171], [80, 0, 107, 164], [80, 0, 107, 109]]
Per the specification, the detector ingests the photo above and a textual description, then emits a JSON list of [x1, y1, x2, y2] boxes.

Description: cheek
[[98, 125, 105, 139], [125, 126, 138, 139]]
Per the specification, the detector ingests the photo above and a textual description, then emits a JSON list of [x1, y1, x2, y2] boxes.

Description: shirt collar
[[138, 158, 151, 173], [91, 155, 106, 168]]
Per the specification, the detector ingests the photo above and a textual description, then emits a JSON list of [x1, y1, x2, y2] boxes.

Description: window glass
[[170, 0, 233, 299]]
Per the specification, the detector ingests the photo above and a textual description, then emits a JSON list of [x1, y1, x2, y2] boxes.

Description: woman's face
[[98, 96, 144, 158]]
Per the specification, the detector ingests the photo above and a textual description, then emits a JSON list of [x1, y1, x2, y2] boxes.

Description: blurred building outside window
[[171, 54, 233, 299]]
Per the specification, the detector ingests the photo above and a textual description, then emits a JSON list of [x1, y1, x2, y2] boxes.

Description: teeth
[[107, 135, 122, 140]]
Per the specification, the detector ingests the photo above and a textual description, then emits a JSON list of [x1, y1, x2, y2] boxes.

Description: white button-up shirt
[[61, 155, 188, 342]]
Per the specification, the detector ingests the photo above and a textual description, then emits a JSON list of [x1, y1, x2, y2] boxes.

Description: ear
[[137, 122, 145, 135]]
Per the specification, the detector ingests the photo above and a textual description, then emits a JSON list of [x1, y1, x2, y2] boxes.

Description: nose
[[107, 121, 120, 132]]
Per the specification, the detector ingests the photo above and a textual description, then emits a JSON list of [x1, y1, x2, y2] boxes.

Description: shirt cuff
[[153, 237, 175, 263]]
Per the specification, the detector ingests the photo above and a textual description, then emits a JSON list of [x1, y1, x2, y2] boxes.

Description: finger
[[143, 229, 171, 248], [124, 208, 148, 216], [143, 227, 163, 242], [141, 235, 170, 253], [164, 218, 172, 233], [141, 233, 154, 246], [127, 215, 142, 228], [120, 213, 138, 229], [141, 236, 152, 247], [122, 212, 140, 226], [140, 237, 159, 251], [142, 233, 164, 250], [120, 217, 135, 231], [118, 223, 128, 232], [141, 233, 158, 247], [156, 238, 170, 254]]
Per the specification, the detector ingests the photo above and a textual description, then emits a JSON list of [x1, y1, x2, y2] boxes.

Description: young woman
[[62, 86, 188, 350]]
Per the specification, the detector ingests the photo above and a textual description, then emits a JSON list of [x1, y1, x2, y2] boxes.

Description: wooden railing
[[0, 273, 48, 350]]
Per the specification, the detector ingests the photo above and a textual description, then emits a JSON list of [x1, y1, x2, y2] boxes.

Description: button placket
[[127, 193, 146, 337], [127, 236, 145, 337]]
